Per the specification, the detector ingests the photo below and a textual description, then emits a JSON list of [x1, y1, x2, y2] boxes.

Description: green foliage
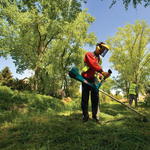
[[106, 20, 150, 97], [144, 95, 150, 106], [143, 81, 150, 105], [12, 77, 32, 91], [0, 0, 97, 92], [58, 89, 66, 99], [66, 79, 81, 98], [0, 85, 13, 102], [145, 81, 150, 94], [101, 0, 150, 10], [0, 85, 64, 112], [100, 78, 115, 101], [0, 66, 14, 87], [112, 75, 129, 98], [113, 94, 123, 100], [11, 92, 29, 104], [27, 94, 65, 112], [0, 73, 3, 82], [0, 86, 14, 110], [0, 90, 150, 149]]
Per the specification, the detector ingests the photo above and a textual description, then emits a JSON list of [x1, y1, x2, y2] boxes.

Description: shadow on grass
[[100, 102, 132, 116]]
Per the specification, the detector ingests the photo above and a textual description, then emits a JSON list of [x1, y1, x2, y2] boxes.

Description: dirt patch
[[61, 97, 71, 103], [10, 104, 28, 114], [119, 99, 128, 102]]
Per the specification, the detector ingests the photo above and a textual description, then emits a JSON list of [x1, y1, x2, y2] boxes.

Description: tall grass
[[0, 85, 150, 150]]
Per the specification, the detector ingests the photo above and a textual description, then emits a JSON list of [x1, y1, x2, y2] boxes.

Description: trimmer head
[[143, 116, 149, 122]]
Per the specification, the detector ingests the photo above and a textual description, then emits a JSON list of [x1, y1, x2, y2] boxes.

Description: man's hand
[[101, 72, 110, 79]]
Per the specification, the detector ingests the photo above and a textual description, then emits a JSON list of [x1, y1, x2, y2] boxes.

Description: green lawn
[[0, 86, 150, 150]]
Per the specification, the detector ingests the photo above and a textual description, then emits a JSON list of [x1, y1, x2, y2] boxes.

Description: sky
[[0, 0, 150, 80]]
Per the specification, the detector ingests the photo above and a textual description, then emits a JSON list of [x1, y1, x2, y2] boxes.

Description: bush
[[0, 86, 14, 110], [11, 93, 29, 104], [58, 89, 66, 99], [144, 94, 150, 105], [0, 86, 81, 113], [0, 86, 13, 102]]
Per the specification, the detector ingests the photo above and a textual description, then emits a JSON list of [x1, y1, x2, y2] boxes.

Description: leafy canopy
[[0, 0, 97, 92], [106, 20, 150, 93], [100, 0, 150, 10]]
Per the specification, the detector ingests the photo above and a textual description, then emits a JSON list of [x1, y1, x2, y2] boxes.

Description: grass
[[0, 86, 150, 150]]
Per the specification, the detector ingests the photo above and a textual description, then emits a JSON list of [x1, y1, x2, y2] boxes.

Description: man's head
[[95, 42, 109, 57]]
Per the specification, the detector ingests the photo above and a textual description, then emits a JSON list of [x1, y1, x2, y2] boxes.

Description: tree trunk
[[72, 80, 77, 97], [126, 81, 129, 100], [52, 77, 55, 96], [34, 65, 38, 91]]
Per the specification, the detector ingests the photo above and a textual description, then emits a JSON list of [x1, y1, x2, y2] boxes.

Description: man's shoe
[[93, 118, 101, 124], [83, 117, 88, 123]]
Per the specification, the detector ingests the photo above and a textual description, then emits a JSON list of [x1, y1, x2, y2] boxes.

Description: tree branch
[[60, 48, 66, 69], [43, 31, 61, 53], [135, 26, 144, 73], [25, 52, 32, 60], [37, 24, 42, 55], [140, 57, 150, 72], [28, 43, 34, 48], [111, 50, 132, 77], [64, 52, 72, 70]]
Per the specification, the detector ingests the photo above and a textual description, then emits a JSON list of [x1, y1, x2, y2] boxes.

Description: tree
[[1, 0, 97, 92], [100, 78, 115, 101], [0, 72, 3, 83], [12, 77, 31, 91], [143, 80, 150, 105], [45, 9, 96, 96], [145, 81, 150, 94], [106, 20, 150, 97], [100, 0, 150, 10], [112, 75, 130, 98], [0, 67, 14, 87]]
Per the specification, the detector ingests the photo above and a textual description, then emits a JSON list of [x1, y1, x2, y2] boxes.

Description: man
[[81, 42, 110, 123], [129, 81, 138, 107]]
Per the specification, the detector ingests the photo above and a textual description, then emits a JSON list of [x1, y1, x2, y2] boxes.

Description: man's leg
[[134, 95, 137, 107], [129, 94, 133, 107], [91, 89, 100, 121], [81, 82, 89, 121]]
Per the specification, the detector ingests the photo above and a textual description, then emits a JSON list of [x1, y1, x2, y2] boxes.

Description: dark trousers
[[129, 94, 137, 107], [81, 77, 100, 120]]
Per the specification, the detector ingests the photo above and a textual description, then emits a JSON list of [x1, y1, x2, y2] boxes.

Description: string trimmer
[[69, 67, 148, 122]]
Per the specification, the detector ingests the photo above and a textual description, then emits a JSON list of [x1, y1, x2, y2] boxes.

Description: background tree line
[[0, 66, 121, 101], [0, 66, 31, 91]]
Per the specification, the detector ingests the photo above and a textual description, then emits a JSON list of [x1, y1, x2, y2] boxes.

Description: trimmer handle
[[108, 69, 112, 74], [97, 69, 112, 89], [102, 69, 112, 82]]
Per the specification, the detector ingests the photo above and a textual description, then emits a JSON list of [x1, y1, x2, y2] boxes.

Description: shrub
[[0, 86, 13, 102], [144, 94, 150, 105], [58, 89, 66, 99], [11, 93, 29, 104]]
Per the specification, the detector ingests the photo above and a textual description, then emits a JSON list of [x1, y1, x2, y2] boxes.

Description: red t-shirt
[[82, 52, 103, 79]]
